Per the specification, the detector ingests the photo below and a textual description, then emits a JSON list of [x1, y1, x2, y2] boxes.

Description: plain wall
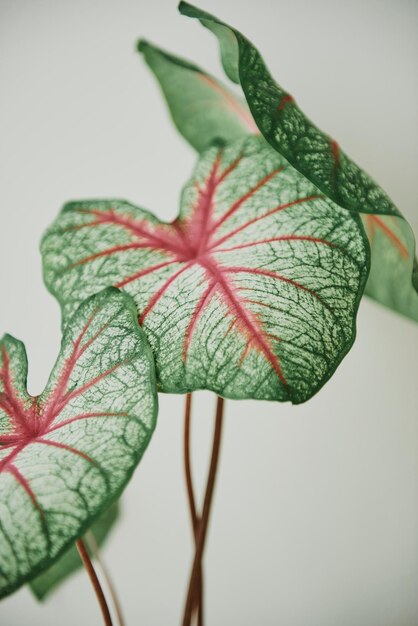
[[0, 1, 418, 624]]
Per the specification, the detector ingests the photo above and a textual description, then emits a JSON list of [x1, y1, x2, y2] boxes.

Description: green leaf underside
[[30, 503, 119, 601], [42, 136, 369, 404], [0, 288, 157, 599], [138, 40, 257, 152], [176, 1, 418, 322], [362, 214, 418, 321]]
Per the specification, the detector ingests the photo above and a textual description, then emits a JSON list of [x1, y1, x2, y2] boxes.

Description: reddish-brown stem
[[184, 394, 198, 526], [184, 394, 204, 626], [76, 537, 113, 626], [85, 530, 125, 626], [182, 396, 225, 626]]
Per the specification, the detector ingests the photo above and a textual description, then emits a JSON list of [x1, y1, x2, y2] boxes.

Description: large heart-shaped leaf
[[177, 2, 418, 322], [42, 136, 369, 404], [138, 40, 256, 152], [0, 288, 157, 599], [30, 503, 119, 601]]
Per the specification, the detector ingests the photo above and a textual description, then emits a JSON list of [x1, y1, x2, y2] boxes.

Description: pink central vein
[[0, 156, 332, 490], [199, 258, 287, 385], [59, 163, 329, 387], [0, 311, 132, 474]]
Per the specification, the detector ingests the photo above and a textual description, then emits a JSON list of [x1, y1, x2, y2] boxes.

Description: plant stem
[[76, 537, 113, 626], [184, 393, 204, 625], [85, 530, 125, 626], [182, 396, 224, 626]]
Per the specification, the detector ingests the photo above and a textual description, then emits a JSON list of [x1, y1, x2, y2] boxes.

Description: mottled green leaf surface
[[0, 288, 157, 598], [178, 2, 399, 218], [178, 1, 418, 322], [42, 136, 369, 404], [30, 503, 119, 600], [138, 40, 256, 152]]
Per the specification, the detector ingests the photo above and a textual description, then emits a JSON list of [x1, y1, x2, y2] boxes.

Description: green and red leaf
[[362, 214, 418, 320], [172, 2, 418, 322], [138, 40, 256, 152], [0, 288, 157, 599], [178, 2, 399, 218], [42, 136, 369, 404]]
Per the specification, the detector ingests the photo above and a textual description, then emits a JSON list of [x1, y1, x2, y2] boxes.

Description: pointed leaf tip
[[137, 39, 148, 53], [178, 2, 202, 18], [135, 35, 254, 151]]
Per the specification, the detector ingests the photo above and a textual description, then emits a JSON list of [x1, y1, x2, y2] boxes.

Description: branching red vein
[[224, 266, 332, 310], [0, 443, 27, 473], [0, 347, 30, 432], [216, 154, 243, 185], [139, 262, 194, 323], [67, 242, 159, 270], [49, 156, 342, 395], [214, 234, 338, 253], [57, 361, 125, 412], [209, 194, 322, 249], [36, 438, 97, 465], [46, 412, 128, 435], [115, 259, 178, 288], [192, 151, 222, 255], [210, 167, 284, 234], [76, 322, 111, 361], [0, 434, 21, 447], [0, 399, 15, 420], [200, 259, 287, 385], [42, 308, 102, 427], [7, 463, 44, 514], [183, 279, 217, 361], [74, 208, 185, 256]]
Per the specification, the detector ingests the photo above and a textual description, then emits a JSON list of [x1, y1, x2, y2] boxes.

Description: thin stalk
[[182, 396, 224, 626], [184, 393, 204, 625], [76, 537, 113, 626], [85, 530, 125, 626]]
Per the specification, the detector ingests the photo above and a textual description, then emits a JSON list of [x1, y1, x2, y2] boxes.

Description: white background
[[1, 1, 418, 624]]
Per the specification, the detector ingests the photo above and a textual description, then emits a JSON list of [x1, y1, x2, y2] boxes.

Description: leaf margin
[[0, 287, 158, 599]]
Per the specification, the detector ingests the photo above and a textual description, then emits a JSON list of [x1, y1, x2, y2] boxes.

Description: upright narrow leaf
[[0, 288, 157, 598], [137, 40, 257, 152], [178, 1, 418, 322], [30, 503, 119, 601], [42, 135, 369, 404]]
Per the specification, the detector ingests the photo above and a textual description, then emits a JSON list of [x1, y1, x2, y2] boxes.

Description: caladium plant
[[40, 129, 371, 625], [41, 135, 369, 404], [2, 3, 416, 625], [0, 288, 157, 599], [139, 2, 418, 324]]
